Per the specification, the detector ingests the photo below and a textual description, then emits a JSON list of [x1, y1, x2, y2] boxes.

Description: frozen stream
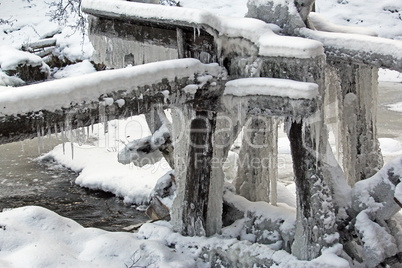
[[0, 81, 401, 232], [0, 138, 148, 232]]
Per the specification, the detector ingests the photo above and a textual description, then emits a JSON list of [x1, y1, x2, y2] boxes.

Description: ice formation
[[1, 0, 401, 266]]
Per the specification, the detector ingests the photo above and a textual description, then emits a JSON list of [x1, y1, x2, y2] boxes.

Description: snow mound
[[386, 102, 402, 113], [0, 206, 193, 268], [0, 45, 48, 71], [379, 138, 402, 156], [53, 60, 96, 78]]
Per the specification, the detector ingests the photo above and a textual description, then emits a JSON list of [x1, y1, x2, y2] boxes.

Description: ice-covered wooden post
[[287, 118, 339, 259], [235, 117, 278, 203], [170, 78, 229, 236], [328, 62, 383, 186]]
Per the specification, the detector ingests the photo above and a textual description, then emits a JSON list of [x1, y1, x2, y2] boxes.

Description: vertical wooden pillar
[[171, 106, 223, 236], [334, 62, 383, 185], [288, 119, 338, 260], [235, 116, 278, 204]]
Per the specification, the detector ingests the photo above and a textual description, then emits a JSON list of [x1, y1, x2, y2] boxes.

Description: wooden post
[[288, 119, 338, 260]]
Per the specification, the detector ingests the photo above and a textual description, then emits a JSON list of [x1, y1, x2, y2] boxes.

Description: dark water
[[0, 138, 148, 232]]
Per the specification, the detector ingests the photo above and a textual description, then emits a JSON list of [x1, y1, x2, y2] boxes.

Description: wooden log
[[0, 59, 223, 144], [21, 38, 57, 52]]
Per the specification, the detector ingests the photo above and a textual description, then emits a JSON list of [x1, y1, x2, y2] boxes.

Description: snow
[[52, 60, 97, 79], [395, 183, 402, 204], [352, 156, 402, 221], [0, 204, 352, 267], [0, 45, 45, 70], [0, 0, 93, 62], [0, 58, 220, 116], [0, 206, 194, 267], [379, 68, 402, 83], [224, 78, 319, 99], [379, 138, 402, 156], [0, 71, 25, 87], [386, 102, 402, 113], [315, 0, 402, 41], [309, 12, 378, 37], [298, 28, 402, 69]]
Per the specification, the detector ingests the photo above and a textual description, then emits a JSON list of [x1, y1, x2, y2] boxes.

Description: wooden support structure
[[2, 0, 401, 264]]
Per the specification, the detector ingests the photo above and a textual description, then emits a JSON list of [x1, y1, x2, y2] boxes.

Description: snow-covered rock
[[0, 46, 50, 82], [352, 156, 402, 221]]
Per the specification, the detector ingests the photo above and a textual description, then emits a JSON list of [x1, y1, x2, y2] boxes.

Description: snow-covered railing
[[82, 0, 324, 59], [0, 59, 223, 144], [223, 78, 319, 118]]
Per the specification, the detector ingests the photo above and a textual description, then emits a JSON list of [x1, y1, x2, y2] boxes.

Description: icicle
[[197, 27, 201, 37], [71, 141, 74, 160], [48, 126, 52, 148], [70, 128, 74, 160], [306, 112, 321, 170], [41, 126, 45, 151], [77, 128, 83, 146], [61, 124, 65, 155], [193, 27, 196, 41], [87, 126, 90, 139], [54, 124, 58, 139], [82, 126, 86, 144], [315, 122, 321, 169], [37, 128, 41, 155]]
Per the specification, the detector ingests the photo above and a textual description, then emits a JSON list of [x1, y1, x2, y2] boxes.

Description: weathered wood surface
[[0, 59, 224, 144]]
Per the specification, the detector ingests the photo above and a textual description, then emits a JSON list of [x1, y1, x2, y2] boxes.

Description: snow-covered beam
[[0, 59, 223, 144], [223, 78, 319, 118], [298, 28, 402, 72], [82, 0, 324, 60]]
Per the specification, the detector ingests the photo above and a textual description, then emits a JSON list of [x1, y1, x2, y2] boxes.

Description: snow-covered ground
[[1, 0, 402, 267]]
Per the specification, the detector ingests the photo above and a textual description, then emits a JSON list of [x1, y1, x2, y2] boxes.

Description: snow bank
[[0, 58, 220, 116], [379, 138, 402, 156], [379, 68, 402, 83], [0, 206, 349, 267], [0, 206, 193, 267], [82, 0, 324, 58], [387, 102, 402, 113], [53, 60, 97, 78], [309, 12, 378, 37], [316, 0, 402, 40], [224, 78, 319, 99]]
